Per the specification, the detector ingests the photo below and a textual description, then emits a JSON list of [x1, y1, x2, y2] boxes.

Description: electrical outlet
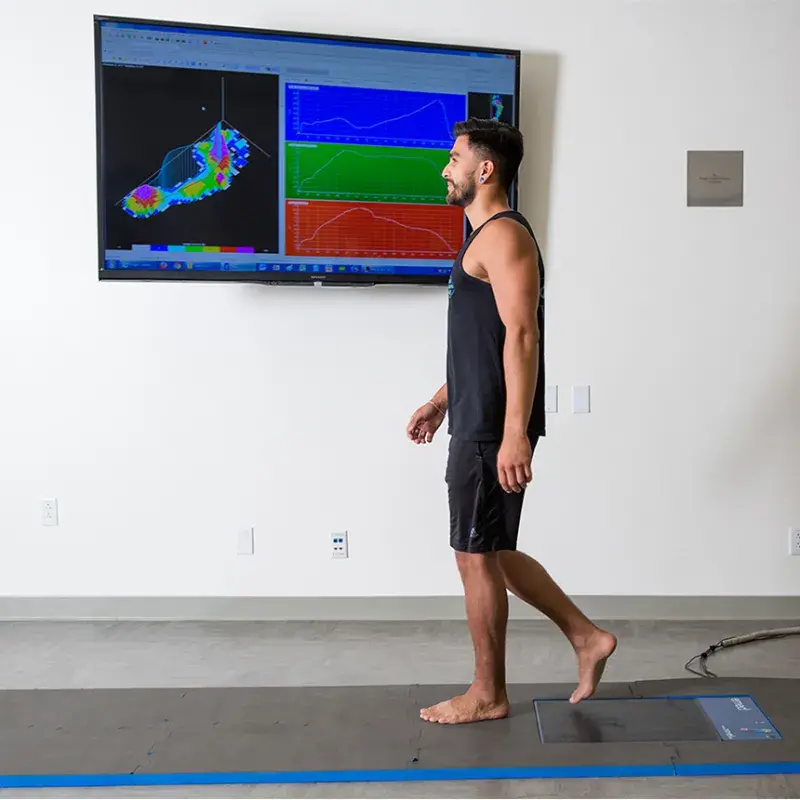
[[237, 527, 254, 556], [331, 531, 349, 559], [41, 499, 58, 527], [790, 528, 800, 556]]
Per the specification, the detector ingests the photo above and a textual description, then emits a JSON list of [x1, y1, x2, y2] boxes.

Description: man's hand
[[406, 401, 445, 444], [497, 433, 533, 493]]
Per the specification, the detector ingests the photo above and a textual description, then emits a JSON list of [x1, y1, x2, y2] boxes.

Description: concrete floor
[[0, 618, 798, 798]]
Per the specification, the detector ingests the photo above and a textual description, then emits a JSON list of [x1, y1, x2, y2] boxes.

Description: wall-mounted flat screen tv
[[94, 15, 521, 285]]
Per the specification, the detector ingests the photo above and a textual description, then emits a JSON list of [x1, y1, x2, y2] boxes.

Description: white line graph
[[296, 206, 459, 254], [288, 86, 465, 147], [297, 99, 454, 141], [292, 149, 445, 199]]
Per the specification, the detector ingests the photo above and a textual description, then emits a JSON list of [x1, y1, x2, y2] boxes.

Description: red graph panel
[[285, 200, 464, 260]]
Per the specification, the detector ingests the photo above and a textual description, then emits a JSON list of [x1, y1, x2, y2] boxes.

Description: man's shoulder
[[473, 215, 537, 261]]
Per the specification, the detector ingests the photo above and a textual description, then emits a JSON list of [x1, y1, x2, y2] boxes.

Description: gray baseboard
[[0, 596, 798, 621]]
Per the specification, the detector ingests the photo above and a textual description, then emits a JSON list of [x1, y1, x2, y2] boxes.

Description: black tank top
[[446, 209, 546, 441]]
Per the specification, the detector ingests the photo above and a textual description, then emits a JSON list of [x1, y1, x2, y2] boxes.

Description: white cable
[[685, 625, 800, 678]]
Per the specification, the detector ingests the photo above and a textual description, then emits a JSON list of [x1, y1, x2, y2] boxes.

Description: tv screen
[[94, 16, 521, 286]]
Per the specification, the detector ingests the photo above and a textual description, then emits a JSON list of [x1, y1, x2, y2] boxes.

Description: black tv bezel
[[93, 14, 522, 287]]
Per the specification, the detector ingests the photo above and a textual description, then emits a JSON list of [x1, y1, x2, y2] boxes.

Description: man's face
[[442, 135, 480, 207]]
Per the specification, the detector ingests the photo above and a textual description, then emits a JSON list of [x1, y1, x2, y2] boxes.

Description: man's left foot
[[569, 628, 618, 704], [420, 687, 509, 724]]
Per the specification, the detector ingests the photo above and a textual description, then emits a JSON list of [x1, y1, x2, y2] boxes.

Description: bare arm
[[482, 220, 541, 489]]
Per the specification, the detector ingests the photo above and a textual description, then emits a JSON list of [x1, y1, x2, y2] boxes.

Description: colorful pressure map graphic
[[122, 122, 250, 219]]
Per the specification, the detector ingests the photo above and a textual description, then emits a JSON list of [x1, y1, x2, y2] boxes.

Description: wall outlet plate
[[41, 499, 58, 527], [332, 531, 349, 559], [790, 528, 800, 556]]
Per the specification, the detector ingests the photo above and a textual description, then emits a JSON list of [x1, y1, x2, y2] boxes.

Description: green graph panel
[[285, 142, 449, 204]]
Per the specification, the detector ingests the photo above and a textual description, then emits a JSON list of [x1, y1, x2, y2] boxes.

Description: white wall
[[1, 0, 798, 599]]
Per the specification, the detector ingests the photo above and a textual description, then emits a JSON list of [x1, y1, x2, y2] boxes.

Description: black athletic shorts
[[445, 436, 539, 554]]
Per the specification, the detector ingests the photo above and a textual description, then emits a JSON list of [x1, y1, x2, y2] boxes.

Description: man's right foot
[[420, 686, 509, 724], [569, 628, 617, 704]]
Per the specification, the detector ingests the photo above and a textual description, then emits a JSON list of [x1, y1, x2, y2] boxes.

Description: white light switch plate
[[573, 386, 591, 414], [237, 528, 254, 555], [545, 385, 558, 413]]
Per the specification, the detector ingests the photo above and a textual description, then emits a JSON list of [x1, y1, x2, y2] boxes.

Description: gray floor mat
[[0, 678, 796, 785]]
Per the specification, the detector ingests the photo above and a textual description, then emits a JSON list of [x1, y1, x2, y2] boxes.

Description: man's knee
[[455, 550, 501, 576], [496, 549, 521, 571]]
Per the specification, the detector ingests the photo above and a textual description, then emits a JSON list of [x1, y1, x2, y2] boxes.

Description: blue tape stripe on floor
[[0, 765, 675, 787], [676, 762, 800, 777], [1, 762, 799, 787]]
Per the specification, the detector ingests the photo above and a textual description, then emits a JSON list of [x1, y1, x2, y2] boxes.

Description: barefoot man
[[407, 118, 617, 725]]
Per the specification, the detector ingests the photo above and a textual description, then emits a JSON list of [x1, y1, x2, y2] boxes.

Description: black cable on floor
[[684, 625, 800, 678]]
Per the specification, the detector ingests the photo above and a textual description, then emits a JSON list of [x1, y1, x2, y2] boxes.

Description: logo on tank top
[[448, 274, 455, 298]]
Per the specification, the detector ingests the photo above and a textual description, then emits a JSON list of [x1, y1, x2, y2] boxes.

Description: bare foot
[[569, 628, 618, 704], [420, 688, 509, 724]]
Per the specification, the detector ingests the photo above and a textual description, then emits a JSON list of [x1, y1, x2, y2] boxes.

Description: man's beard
[[445, 173, 478, 208]]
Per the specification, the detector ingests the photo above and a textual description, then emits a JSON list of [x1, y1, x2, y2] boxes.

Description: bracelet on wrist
[[427, 399, 446, 416]]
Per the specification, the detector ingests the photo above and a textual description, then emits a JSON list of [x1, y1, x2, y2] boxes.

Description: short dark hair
[[452, 118, 523, 190]]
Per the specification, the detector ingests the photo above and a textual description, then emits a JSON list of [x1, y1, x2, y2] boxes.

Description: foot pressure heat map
[[122, 123, 250, 219], [102, 66, 280, 257], [283, 84, 467, 262]]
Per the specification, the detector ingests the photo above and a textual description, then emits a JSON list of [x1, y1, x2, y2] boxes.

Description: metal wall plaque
[[687, 150, 743, 207]]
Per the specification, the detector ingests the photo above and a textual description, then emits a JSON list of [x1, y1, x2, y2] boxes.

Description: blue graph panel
[[286, 84, 466, 148]]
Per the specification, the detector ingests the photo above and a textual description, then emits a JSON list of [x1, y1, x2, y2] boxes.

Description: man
[[406, 118, 617, 725]]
